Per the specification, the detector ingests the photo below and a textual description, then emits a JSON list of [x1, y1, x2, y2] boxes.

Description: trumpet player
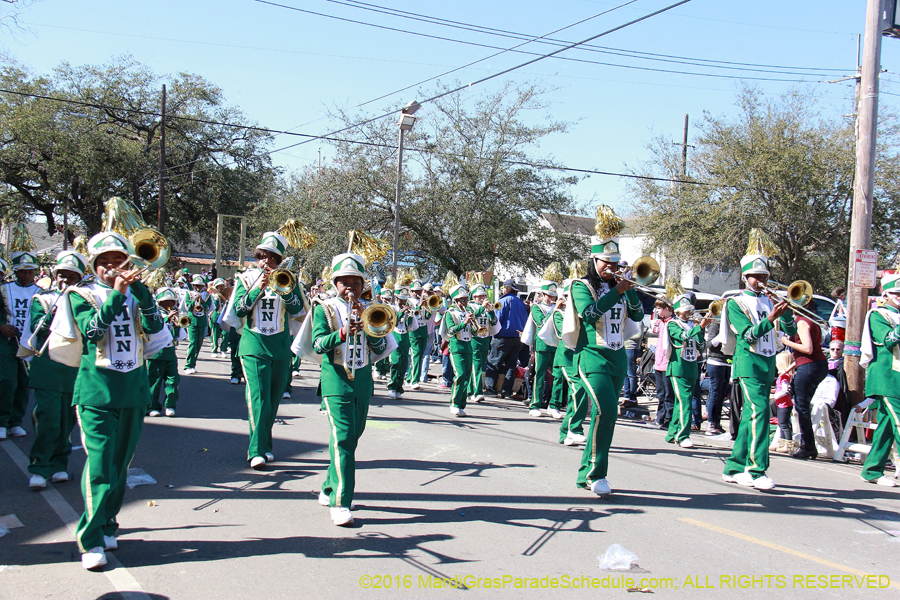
[[720, 252, 795, 491], [527, 281, 560, 419], [664, 295, 711, 449], [181, 274, 213, 375], [387, 285, 418, 399], [230, 232, 307, 470], [469, 286, 498, 402], [25, 251, 86, 490], [406, 279, 429, 389], [0, 246, 41, 441], [439, 285, 476, 417], [208, 278, 229, 358], [299, 252, 392, 526], [147, 288, 188, 418]]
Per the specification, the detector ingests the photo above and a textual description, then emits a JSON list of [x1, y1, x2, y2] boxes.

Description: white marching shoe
[[81, 547, 107, 570], [331, 507, 354, 526], [29, 474, 47, 489], [590, 479, 612, 496], [51, 472, 69, 483], [103, 535, 118, 551]]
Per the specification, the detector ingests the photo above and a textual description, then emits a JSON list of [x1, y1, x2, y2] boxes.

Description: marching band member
[[50, 231, 167, 570], [552, 280, 587, 446], [526, 280, 560, 418], [562, 207, 643, 496], [208, 278, 228, 358], [664, 295, 711, 448], [858, 273, 900, 488], [406, 279, 429, 389], [0, 232, 41, 440], [719, 244, 795, 491], [181, 274, 213, 374], [439, 285, 476, 417], [294, 252, 395, 526], [387, 285, 418, 399], [469, 285, 499, 403], [147, 288, 188, 417], [24, 251, 86, 489], [226, 231, 307, 469], [417, 283, 439, 383]]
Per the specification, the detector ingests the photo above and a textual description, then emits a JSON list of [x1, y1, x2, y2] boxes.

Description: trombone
[[764, 280, 828, 327], [693, 299, 724, 322], [107, 228, 170, 280], [602, 255, 661, 295], [267, 264, 297, 296], [343, 293, 395, 381], [423, 294, 443, 313]]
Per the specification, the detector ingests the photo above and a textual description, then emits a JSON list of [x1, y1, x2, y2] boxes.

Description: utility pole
[[158, 84, 166, 233], [681, 113, 689, 178], [62, 197, 68, 251], [845, 0, 884, 406]]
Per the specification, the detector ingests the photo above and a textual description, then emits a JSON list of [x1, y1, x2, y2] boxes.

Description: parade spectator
[[484, 279, 527, 398], [704, 318, 731, 436]]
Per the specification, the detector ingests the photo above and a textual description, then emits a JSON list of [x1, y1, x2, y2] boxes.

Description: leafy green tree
[[628, 86, 900, 293], [0, 56, 276, 251]]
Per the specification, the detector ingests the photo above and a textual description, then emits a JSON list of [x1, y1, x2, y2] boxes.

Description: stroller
[[635, 341, 656, 398]]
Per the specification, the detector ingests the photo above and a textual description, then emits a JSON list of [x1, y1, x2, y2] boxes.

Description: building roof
[[542, 212, 642, 236], [0, 222, 84, 257]]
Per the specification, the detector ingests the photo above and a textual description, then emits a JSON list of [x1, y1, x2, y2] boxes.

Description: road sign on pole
[[853, 249, 878, 289]]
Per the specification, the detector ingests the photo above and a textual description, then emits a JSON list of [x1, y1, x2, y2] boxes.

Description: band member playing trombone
[[406, 279, 429, 388], [561, 208, 644, 496], [440, 285, 476, 417], [387, 285, 418, 399], [147, 288, 188, 417], [228, 231, 308, 470], [664, 295, 711, 449], [719, 250, 795, 491], [24, 251, 86, 489], [181, 274, 213, 374], [295, 252, 393, 526]]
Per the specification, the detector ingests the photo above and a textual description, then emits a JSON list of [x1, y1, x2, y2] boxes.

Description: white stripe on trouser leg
[[324, 398, 344, 506], [578, 364, 601, 484], [740, 379, 758, 474]]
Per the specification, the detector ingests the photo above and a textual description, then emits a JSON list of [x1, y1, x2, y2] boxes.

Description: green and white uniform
[[231, 268, 307, 462], [566, 279, 643, 488], [441, 306, 474, 409], [406, 298, 430, 384], [721, 290, 796, 480], [388, 303, 418, 393], [0, 279, 39, 430], [209, 293, 227, 354], [528, 302, 557, 411], [27, 289, 78, 478], [148, 319, 186, 412], [469, 304, 498, 398], [553, 308, 587, 442], [859, 303, 900, 482], [664, 316, 705, 444], [182, 289, 213, 369]]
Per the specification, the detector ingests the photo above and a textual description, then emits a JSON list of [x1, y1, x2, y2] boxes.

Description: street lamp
[[392, 101, 420, 278]]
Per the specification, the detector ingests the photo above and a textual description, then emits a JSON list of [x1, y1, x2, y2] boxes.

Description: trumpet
[[485, 301, 501, 311], [763, 280, 827, 327], [602, 255, 660, 295], [168, 310, 191, 328], [423, 294, 443, 313], [411, 308, 423, 319]]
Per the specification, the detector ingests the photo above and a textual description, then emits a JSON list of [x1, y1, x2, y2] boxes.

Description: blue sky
[[4, 0, 900, 214]]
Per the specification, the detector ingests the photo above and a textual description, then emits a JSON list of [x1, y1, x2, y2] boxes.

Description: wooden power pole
[[158, 84, 167, 233]]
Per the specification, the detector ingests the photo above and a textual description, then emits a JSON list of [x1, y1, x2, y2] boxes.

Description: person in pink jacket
[[651, 298, 673, 429]]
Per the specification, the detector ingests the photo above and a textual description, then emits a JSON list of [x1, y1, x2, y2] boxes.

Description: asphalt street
[[0, 343, 898, 600]]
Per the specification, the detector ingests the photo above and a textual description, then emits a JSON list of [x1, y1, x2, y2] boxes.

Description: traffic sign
[[853, 249, 878, 288]]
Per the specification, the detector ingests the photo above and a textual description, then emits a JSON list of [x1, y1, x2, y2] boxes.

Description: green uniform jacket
[[531, 304, 554, 353], [311, 303, 388, 397], [864, 305, 900, 397], [232, 274, 306, 359], [391, 305, 417, 346], [665, 319, 705, 380], [186, 292, 214, 327], [0, 281, 38, 358], [29, 290, 78, 392], [444, 308, 474, 355], [726, 291, 796, 381], [147, 322, 183, 362], [571, 280, 643, 375], [551, 309, 572, 369], [70, 282, 164, 408]]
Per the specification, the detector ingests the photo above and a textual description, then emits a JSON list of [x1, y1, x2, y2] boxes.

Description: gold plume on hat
[[746, 228, 778, 258], [665, 276, 685, 301], [296, 267, 313, 287], [442, 271, 458, 291], [594, 205, 626, 239], [71, 235, 93, 274], [143, 268, 166, 291], [396, 268, 415, 288], [568, 260, 587, 280], [277, 219, 317, 250], [348, 230, 390, 263], [408, 268, 421, 281], [103, 197, 146, 235], [383, 274, 395, 290], [543, 262, 564, 284], [9, 223, 36, 252], [320, 264, 331, 283]]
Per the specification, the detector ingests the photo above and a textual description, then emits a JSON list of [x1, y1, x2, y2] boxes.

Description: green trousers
[[75, 405, 144, 553], [185, 324, 207, 369], [241, 355, 289, 461], [576, 368, 625, 487], [470, 338, 490, 398], [861, 395, 900, 481], [28, 389, 75, 478], [558, 366, 587, 442], [210, 320, 226, 353], [449, 352, 473, 409], [322, 393, 369, 508], [665, 375, 696, 444], [229, 329, 243, 379], [285, 353, 302, 394], [530, 350, 556, 410], [0, 354, 29, 429], [389, 339, 411, 393], [375, 358, 390, 377], [724, 378, 771, 479], [148, 359, 180, 411], [406, 335, 427, 383]]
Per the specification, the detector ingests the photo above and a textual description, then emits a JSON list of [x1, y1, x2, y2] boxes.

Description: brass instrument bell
[[360, 302, 396, 338]]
